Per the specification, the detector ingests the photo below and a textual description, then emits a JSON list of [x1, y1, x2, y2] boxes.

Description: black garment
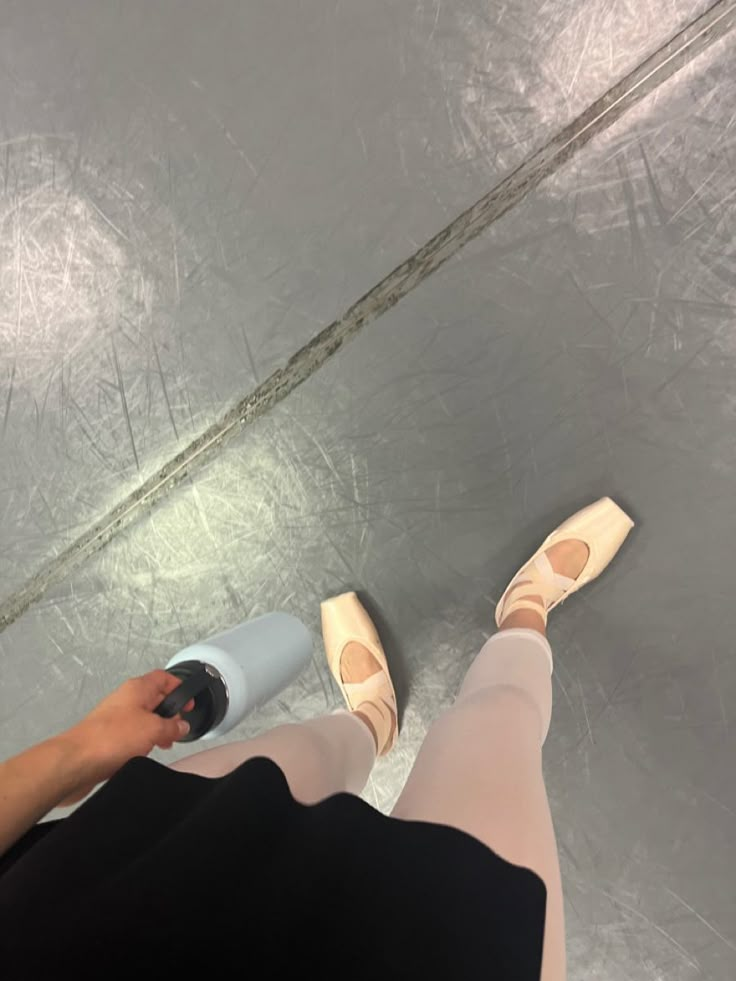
[[0, 757, 546, 979]]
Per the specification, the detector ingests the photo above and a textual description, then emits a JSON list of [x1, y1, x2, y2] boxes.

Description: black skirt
[[0, 757, 546, 979]]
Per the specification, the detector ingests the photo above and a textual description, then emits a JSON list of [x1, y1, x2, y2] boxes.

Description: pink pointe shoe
[[495, 497, 635, 628], [321, 592, 398, 756]]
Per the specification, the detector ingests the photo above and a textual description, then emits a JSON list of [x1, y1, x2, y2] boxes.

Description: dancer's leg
[[171, 710, 375, 803], [391, 536, 599, 981], [391, 627, 565, 981]]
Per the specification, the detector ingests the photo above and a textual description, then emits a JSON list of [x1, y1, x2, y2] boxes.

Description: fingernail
[[178, 721, 190, 737]]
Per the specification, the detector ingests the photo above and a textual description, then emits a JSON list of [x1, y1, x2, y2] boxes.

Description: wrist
[[50, 727, 104, 792]]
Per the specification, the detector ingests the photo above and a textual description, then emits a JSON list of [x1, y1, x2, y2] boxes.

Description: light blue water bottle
[[155, 613, 312, 741]]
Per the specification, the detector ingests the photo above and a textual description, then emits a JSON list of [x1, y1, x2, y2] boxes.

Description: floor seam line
[[1, 0, 734, 633]]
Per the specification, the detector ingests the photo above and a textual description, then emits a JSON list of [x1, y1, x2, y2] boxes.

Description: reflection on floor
[[1, 3, 735, 978]]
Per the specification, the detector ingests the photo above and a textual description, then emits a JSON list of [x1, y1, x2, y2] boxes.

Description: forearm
[[0, 734, 93, 856], [0, 672, 188, 858]]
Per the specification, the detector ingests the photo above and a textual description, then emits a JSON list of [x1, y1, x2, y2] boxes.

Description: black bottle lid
[[155, 660, 228, 741]]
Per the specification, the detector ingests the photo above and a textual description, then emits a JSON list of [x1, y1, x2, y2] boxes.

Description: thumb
[[154, 716, 190, 747]]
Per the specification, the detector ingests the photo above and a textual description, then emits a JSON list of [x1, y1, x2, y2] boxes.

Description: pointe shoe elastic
[[321, 592, 398, 756], [495, 497, 634, 628]]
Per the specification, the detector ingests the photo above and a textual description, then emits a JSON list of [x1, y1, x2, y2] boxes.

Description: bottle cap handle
[[155, 665, 212, 718]]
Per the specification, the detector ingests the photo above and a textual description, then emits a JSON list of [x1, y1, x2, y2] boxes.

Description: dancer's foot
[[321, 593, 398, 756], [495, 498, 635, 635], [498, 540, 589, 633]]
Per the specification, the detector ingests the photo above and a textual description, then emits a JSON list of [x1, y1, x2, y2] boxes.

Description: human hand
[[59, 671, 192, 804]]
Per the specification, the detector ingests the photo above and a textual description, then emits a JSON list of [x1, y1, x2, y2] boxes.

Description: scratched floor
[[1, 2, 735, 977]]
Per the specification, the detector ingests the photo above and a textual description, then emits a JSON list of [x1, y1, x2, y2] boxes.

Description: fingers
[[159, 675, 194, 712], [153, 716, 190, 748], [137, 669, 185, 710], [128, 671, 195, 744]]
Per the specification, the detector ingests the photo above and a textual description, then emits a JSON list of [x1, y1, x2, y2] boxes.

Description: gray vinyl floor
[[1, 3, 735, 978]]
